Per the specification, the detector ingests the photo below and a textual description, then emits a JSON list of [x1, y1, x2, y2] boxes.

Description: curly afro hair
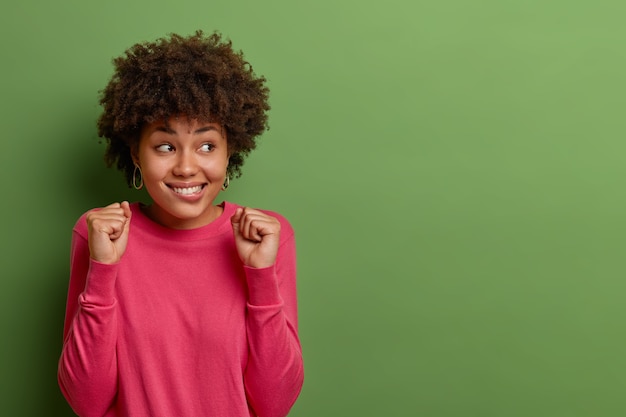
[[97, 30, 270, 186]]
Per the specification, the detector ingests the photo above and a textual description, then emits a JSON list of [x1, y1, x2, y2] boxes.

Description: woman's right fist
[[86, 201, 132, 264]]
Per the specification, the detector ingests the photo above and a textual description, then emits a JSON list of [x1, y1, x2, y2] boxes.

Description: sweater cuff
[[82, 259, 118, 305], [244, 265, 282, 306]]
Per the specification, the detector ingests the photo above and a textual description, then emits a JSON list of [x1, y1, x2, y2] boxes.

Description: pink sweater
[[58, 201, 303, 417]]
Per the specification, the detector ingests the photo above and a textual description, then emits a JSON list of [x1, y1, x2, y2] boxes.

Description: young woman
[[58, 31, 303, 417]]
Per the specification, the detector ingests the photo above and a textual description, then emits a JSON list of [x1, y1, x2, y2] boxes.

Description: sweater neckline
[[130, 201, 236, 241]]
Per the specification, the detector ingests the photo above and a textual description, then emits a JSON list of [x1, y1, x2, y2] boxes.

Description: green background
[[2, 0, 626, 416]]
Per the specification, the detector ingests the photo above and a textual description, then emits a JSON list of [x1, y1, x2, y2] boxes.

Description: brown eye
[[156, 144, 174, 152], [199, 143, 214, 152]]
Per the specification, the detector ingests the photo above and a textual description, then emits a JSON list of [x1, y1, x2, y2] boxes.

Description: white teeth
[[172, 185, 203, 195]]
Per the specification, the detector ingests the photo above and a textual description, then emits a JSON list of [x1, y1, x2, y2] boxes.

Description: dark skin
[[90, 32, 277, 265], [87, 117, 280, 269], [98, 31, 270, 186], [86, 202, 281, 268]]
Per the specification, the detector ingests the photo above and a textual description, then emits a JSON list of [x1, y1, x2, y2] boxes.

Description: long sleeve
[[243, 225, 304, 417], [57, 226, 119, 417], [57, 202, 304, 417]]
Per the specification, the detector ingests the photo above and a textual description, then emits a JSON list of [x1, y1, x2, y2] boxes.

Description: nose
[[172, 150, 198, 177]]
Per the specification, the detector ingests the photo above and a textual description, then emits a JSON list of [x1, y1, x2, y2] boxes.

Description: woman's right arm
[[57, 203, 131, 417]]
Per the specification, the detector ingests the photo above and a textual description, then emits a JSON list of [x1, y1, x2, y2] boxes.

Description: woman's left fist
[[230, 207, 280, 268]]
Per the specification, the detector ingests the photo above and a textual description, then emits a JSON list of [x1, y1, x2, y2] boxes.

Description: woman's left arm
[[231, 208, 304, 417]]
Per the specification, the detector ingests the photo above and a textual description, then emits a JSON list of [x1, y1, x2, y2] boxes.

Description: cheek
[[140, 159, 169, 180], [207, 153, 230, 173], [205, 160, 229, 179]]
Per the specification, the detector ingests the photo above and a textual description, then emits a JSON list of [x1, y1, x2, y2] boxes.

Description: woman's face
[[135, 117, 229, 229]]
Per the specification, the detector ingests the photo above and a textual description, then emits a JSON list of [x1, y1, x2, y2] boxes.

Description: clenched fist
[[86, 201, 132, 264], [230, 207, 280, 269]]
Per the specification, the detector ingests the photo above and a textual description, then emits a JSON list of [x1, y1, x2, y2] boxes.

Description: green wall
[[2, 1, 626, 415]]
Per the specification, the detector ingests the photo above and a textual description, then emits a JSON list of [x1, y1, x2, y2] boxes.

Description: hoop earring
[[133, 164, 144, 190], [221, 175, 230, 191]]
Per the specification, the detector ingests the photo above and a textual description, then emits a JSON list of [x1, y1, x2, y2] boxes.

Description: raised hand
[[86, 201, 132, 264], [230, 207, 280, 269]]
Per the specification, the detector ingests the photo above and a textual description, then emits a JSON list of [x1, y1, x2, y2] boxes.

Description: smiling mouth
[[170, 185, 205, 195]]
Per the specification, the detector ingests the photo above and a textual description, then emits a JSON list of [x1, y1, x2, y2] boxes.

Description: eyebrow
[[193, 126, 220, 134], [155, 125, 220, 134]]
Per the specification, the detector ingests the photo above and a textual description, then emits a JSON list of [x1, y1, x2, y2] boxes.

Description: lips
[[169, 184, 205, 195]]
